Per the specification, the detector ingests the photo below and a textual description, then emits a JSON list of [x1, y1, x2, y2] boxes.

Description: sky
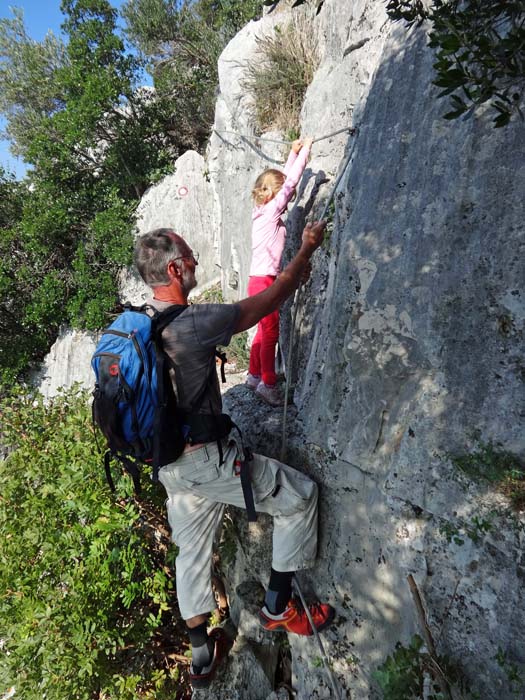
[[0, 0, 128, 179]]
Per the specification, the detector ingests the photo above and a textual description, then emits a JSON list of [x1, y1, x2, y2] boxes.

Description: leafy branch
[[386, 0, 525, 128], [263, 0, 325, 14]]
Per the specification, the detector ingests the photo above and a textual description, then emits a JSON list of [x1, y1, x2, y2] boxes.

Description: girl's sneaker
[[245, 373, 261, 390], [259, 599, 335, 636], [255, 381, 283, 407]]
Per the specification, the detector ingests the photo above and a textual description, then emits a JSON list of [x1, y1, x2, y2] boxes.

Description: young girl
[[246, 137, 313, 406]]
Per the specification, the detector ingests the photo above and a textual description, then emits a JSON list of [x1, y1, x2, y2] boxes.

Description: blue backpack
[[91, 304, 187, 492]]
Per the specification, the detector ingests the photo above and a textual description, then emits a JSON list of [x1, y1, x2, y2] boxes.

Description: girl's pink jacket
[[249, 144, 310, 277]]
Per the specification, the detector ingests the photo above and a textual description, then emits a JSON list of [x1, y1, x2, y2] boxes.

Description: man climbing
[[134, 219, 334, 689]]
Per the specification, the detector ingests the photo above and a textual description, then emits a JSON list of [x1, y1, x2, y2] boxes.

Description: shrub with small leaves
[[0, 386, 183, 699], [373, 635, 463, 699], [373, 635, 427, 698], [448, 441, 525, 511], [495, 647, 525, 697], [0, 0, 188, 383]]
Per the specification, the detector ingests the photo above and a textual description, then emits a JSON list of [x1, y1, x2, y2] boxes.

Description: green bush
[[0, 183, 135, 386], [373, 635, 463, 699], [0, 387, 183, 699], [0, 168, 33, 387], [242, 17, 320, 134], [448, 441, 525, 511]]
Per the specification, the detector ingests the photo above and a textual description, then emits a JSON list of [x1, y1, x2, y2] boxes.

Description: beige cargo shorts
[[158, 438, 318, 620]]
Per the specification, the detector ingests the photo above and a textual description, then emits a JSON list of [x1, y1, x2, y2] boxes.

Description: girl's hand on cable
[[303, 136, 313, 150], [301, 221, 326, 257], [291, 139, 303, 154]]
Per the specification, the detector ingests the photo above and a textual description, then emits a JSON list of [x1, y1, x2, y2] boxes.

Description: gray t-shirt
[[148, 299, 240, 415]]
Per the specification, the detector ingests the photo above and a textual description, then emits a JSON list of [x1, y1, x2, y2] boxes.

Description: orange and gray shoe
[[259, 599, 335, 636], [189, 628, 232, 689]]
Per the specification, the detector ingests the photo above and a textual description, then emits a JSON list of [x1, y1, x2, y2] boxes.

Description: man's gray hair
[[134, 228, 186, 287]]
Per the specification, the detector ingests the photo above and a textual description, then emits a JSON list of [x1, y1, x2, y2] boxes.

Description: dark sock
[[187, 621, 214, 670], [264, 569, 294, 615], [187, 621, 208, 648]]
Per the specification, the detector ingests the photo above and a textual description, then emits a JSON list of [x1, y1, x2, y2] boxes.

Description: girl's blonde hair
[[252, 169, 286, 206]]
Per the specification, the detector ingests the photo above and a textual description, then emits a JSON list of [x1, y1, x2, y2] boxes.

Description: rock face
[[208, 12, 286, 300], [34, 0, 524, 697], [31, 327, 99, 399], [121, 149, 222, 306], [212, 2, 525, 699]]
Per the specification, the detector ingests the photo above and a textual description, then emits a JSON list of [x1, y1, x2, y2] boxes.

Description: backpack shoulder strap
[[150, 303, 188, 334], [150, 303, 188, 478], [215, 348, 227, 384]]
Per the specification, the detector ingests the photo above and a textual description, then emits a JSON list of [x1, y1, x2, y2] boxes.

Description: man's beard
[[181, 266, 197, 293]]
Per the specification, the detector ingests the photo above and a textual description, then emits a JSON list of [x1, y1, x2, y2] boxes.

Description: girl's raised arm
[[283, 139, 303, 175], [271, 138, 313, 215]]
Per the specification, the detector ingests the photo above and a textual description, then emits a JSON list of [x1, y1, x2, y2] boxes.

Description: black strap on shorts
[[240, 447, 257, 523], [230, 423, 257, 523]]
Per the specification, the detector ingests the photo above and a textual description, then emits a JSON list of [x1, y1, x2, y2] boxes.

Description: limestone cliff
[[35, 1, 524, 698]]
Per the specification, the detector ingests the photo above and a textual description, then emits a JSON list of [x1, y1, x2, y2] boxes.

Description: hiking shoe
[[259, 599, 335, 636], [189, 628, 232, 689], [245, 373, 261, 390], [255, 381, 284, 407]]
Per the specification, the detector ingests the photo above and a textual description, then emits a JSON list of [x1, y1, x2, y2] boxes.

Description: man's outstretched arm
[[234, 220, 326, 333]]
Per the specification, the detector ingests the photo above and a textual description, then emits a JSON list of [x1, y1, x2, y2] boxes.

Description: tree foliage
[[0, 166, 24, 229], [0, 0, 266, 384], [263, 0, 325, 13], [22, 0, 174, 198], [0, 9, 67, 159], [386, 0, 525, 127], [0, 387, 184, 699], [121, 0, 264, 149], [0, 169, 30, 383], [0, 0, 181, 384]]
